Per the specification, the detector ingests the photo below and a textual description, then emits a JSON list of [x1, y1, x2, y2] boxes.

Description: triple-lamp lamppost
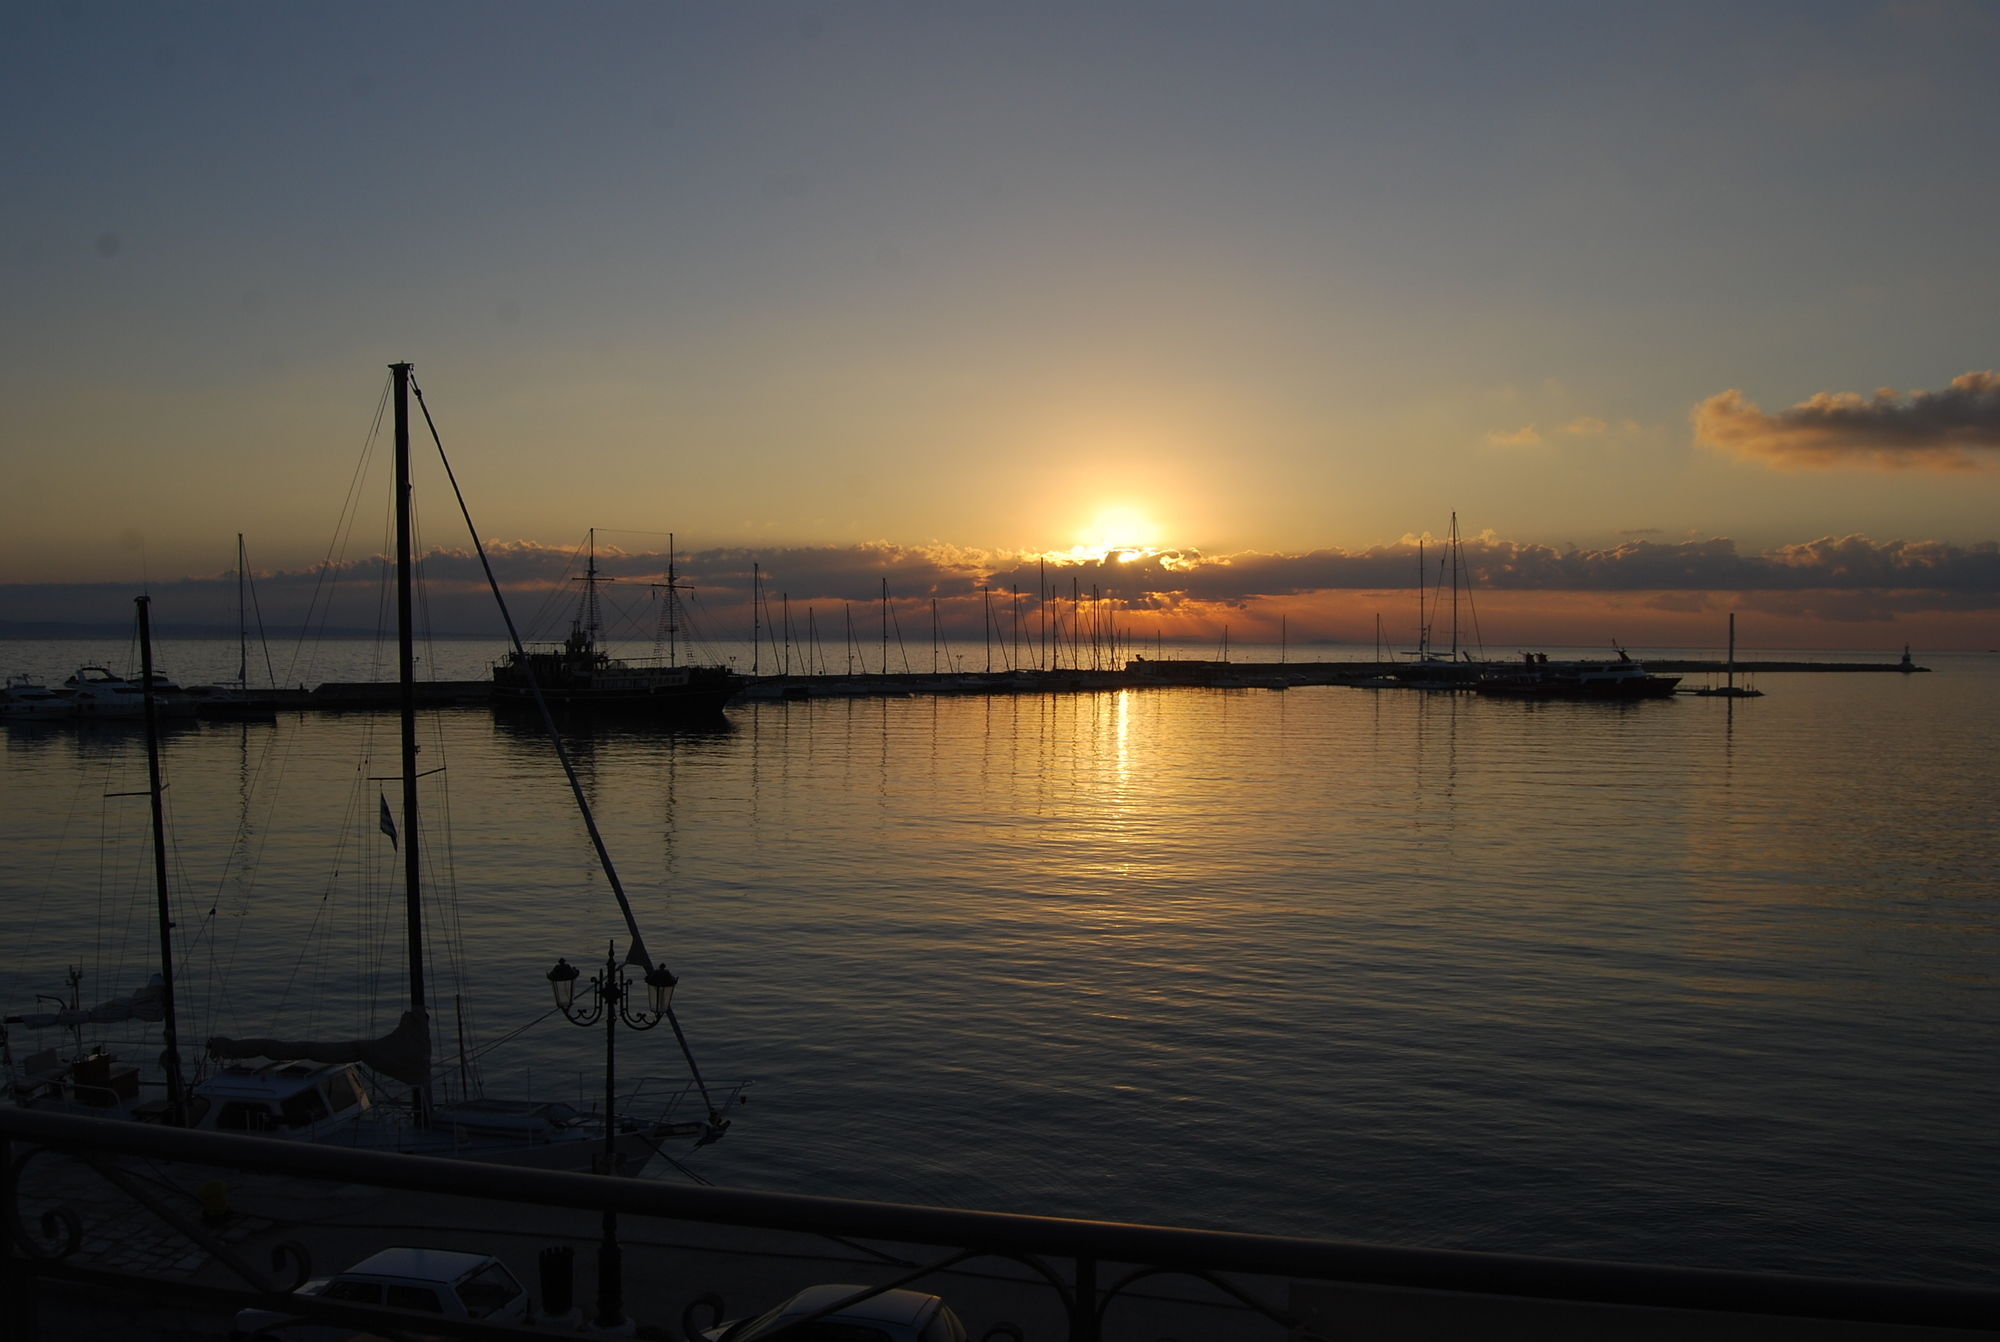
[[546, 943, 678, 1332]]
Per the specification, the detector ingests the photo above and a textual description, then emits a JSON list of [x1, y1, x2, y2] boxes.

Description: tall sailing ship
[[491, 531, 743, 717]]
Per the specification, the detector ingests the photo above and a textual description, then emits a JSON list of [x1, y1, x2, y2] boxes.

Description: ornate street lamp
[[546, 942, 677, 1330]]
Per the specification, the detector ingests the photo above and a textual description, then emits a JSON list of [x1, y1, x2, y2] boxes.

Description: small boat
[[62, 667, 197, 719], [1688, 613, 1764, 698], [1477, 648, 1681, 699], [1, 674, 71, 719], [186, 533, 285, 717]]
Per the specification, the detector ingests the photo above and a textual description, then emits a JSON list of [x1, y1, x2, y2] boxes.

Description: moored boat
[[1391, 513, 1491, 689], [63, 666, 197, 719], [1688, 613, 1764, 698], [1, 673, 72, 719], [492, 531, 744, 717], [1477, 649, 1681, 699]]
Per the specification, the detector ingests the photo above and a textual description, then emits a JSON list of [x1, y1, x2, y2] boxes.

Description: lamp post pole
[[547, 943, 677, 1332], [596, 945, 623, 1330]]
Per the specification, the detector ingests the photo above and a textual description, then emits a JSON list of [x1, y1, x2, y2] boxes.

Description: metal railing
[[6, 1108, 1999, 1341]]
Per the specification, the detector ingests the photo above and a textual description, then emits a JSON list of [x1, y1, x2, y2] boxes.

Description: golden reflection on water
[[5, 660, 2000, 1281]]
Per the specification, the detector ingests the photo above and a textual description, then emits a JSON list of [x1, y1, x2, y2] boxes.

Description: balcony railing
[[6, 1108, 1999, 1341]]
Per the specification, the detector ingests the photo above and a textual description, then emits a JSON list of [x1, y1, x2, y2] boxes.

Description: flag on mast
[[379, 793, 398, 849]]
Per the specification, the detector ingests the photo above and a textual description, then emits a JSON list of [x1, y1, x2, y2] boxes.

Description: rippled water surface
[[4, 641, 1997, 1286]]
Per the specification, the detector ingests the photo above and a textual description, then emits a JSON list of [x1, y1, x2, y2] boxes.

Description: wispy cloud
[[1694, 371, 2000, 470], [1486, 425, 1544, 447]]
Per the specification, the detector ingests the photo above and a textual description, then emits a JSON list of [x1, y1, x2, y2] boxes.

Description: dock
[[266, 656, 1930, 713]]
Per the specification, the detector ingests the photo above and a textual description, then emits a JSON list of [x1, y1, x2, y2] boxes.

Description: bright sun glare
[[1073, 504, 1162, 556]]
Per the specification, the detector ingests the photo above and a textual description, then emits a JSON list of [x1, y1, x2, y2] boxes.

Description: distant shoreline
[[0, 622, 494, 640]]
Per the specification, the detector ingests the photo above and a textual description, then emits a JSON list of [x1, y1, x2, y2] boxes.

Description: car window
[[321, 1281, 383, 1305], [386, 1285, 444, 1312], [456, 1262, 524, 1318]]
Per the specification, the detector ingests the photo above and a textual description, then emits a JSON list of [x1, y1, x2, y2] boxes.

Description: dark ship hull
[[1476, 652, 1679, 700], [493, 641, 743, 717]]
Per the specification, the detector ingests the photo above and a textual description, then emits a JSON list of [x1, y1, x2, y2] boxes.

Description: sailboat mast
[[1449, 511, 1461, 662], [235, 533, 248, 690], [390, 363, 428, 1045], [583, 529, 601, 646], [1416, 536, 1426, 659], [1727, 612, 1736, 691], [665, 533, 679, 668], [136, 595, 187, 1124]]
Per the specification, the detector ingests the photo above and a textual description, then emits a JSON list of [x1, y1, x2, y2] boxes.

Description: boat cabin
[[193, 1059, 372, 1138]]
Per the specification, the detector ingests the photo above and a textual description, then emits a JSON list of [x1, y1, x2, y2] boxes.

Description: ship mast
[[391, 362, 429, 1120], [235, 534, 248, 691], [1449, 511, 1461, 662], [136, 595, 188, 1125]]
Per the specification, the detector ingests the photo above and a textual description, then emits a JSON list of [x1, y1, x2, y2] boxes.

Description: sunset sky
[[4, 2, 1998, 649]]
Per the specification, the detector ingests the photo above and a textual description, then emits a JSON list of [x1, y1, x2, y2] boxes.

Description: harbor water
[[3, 638, 1997, 1288]]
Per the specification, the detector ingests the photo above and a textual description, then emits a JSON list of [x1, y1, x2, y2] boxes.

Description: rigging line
[[284, 375, 392, 690], [402, 496, 474, 1012], [518, 535, 587, 643], [462, 1005, 561, 1059], [408, 375, 657, 973], [636, 1132, 715, 1186], [663, 1006, 721, 1123], [242, 542, 280, 692]]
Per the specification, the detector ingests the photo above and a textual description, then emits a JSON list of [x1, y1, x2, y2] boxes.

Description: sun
[[1074, 503, 1163, 555]]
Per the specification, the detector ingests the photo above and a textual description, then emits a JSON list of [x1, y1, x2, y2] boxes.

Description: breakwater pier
[[278, 654, 1928, 709]]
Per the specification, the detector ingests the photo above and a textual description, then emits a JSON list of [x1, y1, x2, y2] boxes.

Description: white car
[[231, 1246, 531, 1339], [704, 1283, 969, 1342]]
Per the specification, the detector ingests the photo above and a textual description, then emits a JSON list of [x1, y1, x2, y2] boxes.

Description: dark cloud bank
[[6, 533, 1996, 640]]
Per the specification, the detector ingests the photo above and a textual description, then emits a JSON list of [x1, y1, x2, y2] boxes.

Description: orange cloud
[[1693, 370, 2000, 470], [1486, 424, 1543, 447]]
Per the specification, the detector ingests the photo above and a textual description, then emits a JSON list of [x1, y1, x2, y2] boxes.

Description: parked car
[[704, 1283, 968, 1342], [231, 1246, 531, 1339]]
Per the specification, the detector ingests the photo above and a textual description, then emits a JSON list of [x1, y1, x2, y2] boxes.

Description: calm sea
[[4, 637, 1997, 1288]]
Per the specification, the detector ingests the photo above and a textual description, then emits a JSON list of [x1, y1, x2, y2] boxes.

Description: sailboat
[[1690, 613, 1764, 698], [1393, 512, 1487, 688], [6, 365, 739, 1170], [3, 597, 191, 1119], [188, 534, 284, 718]]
